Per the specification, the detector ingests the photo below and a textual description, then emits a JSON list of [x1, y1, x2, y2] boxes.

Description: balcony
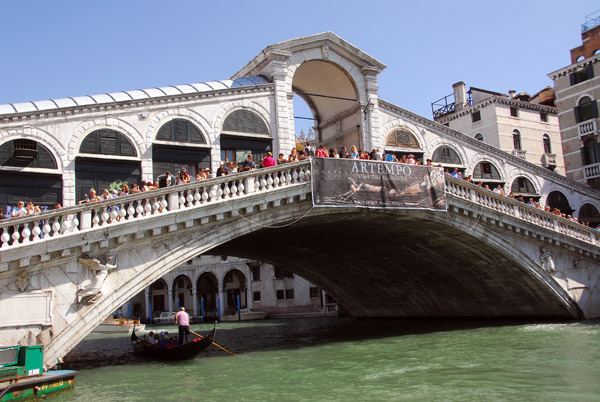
[[541, 153, 556, 168], [584, 162, 600, 180], [512, 149, 527, 159], [578, 119, 597, 138]]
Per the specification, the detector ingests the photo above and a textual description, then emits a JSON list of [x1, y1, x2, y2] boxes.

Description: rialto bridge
[[0, 32, 600, 367]]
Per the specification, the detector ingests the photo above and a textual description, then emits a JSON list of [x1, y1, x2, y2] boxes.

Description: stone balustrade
[[0, 161, 312, 249], [445, 175, 600, 246], [2, 160, 599, 251]]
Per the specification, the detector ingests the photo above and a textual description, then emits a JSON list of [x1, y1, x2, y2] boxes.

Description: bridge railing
[[2, 160, 599, 249], [0, 161, 312, 248], [445, 175, 600, 246]]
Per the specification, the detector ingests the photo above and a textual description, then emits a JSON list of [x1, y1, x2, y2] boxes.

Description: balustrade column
[[80, 210, 92, 230], [321, 289, 327, 313], [167, 192, 179, 211]]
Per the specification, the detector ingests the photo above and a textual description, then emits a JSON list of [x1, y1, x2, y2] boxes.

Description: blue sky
[[1, 1, 598, 135]]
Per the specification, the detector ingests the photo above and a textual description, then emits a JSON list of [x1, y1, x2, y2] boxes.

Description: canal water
[[56, 318, 600, 402]]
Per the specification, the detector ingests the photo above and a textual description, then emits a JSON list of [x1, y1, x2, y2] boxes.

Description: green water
[[57, 318, 600, 402]]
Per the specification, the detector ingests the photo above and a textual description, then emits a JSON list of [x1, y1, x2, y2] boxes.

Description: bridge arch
[[197, 272, 219, 317]]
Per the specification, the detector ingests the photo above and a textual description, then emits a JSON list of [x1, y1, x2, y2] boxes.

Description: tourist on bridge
[[216, 162, 229, 177], [263, 152, 276, 167], [240, 154, 256, 172], [316, 145, 328, 158], [175, 307, 190, 345], [277, 153, 287, 164]]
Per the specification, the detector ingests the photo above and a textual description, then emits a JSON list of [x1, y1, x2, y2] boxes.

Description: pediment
[[232, 32, 386, 80]]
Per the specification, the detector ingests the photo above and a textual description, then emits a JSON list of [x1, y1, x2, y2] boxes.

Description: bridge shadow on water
[[62, 316, 573, 370]]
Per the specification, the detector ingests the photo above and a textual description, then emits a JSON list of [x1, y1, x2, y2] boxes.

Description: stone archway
[[292, 60, 361, 150], [197, 272, 218, 319], [223, 269, 247, 315]]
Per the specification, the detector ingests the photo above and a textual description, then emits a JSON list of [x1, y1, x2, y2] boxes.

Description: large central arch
[[292, 60, 361, 150]]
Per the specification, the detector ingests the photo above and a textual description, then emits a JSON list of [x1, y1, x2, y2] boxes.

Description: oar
[[190, 329, 237, 356]]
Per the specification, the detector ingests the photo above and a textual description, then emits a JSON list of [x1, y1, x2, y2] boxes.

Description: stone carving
[[77, 256, 116, 303], [540, 248, 556, 274], [16, 272, 30, 292]]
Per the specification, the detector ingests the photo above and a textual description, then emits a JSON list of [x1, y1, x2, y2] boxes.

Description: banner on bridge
[[311, 158, 446, 211]]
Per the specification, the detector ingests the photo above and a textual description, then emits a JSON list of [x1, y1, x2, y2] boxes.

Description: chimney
[[452, 82, 467, 111], [508, 90, 516, 98]]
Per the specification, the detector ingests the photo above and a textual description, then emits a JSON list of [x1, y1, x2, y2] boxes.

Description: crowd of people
[[2, 143, 599, 231]]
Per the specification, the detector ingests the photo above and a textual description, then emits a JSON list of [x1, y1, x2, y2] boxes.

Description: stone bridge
[[0, 160, 599, 367]]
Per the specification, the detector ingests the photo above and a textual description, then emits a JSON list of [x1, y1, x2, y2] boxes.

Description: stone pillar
[[270, 50, 295, 160], [246, 277, 253, 310], [219, 286, 226, 318], [145, 287, 151, 321], [362, 66, 382, 152], [192, 287, 198, 318], [321, 290, 327, 313], [168, 289, 174, 313]]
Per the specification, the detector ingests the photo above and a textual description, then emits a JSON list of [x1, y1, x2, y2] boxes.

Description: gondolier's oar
[[190, 330, 237, 356]]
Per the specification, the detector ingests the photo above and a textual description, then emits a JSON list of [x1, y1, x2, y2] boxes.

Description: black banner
[[311, 158, 446, 210]]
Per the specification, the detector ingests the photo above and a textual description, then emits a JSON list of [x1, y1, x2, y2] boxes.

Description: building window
[[569, 65, 594, 86], [253, 291, 261, 302], [432, 145, 462, 165], [474, 133, 484, 142], [581, 138, 600, 166], [156, 119, 206, 144], [510, 106, 519, 117], [473, 161, 502, 180], [276, 290, 284, 300], [471, 111, 481, 122], [285, 289, 295, 300], [543, 134, 552, 154], [575, 96, 598, 123], [251, 266, 261, 281], [309, 287, 320, 298], [385, 128, 420, 149], [540, 112, 548, 122], [512, 130, 522, 150], [0, 140, 58, 169], [274, 267, 294, 279], [79, 129, 137, 157], [511, 177, 536, 195], [223, 110, 269, 135]]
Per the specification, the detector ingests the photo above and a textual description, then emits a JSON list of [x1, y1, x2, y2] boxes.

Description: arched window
[[156, 119, 206, 143], [575, 96, 598, 123], [432, 146, 461, 165], [223, 110, 269, 135], [473, 161, 502, 180], [542, 134, 552, 154], [546, 191, 572, 214], [79, 129, 137, 157], [386, 129, 420, 149], [576, 55, 585, 62], [579, 203, 600, 226], [511, 176, 536, 195], [0, 139, 58, 169], [474, 133, 484, 142], [512, 129, 522, 150]]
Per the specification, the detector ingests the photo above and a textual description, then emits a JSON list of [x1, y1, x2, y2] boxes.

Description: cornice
[[548, 54, 600, 80], [378, 98, 600, 199], [437, 96, 557, 124], [0, 84, 274, 125]]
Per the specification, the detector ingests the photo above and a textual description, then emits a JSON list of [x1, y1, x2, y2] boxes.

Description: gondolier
[[175, 307, 190, 345]]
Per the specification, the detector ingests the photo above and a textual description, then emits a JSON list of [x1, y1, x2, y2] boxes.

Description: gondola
[[130, 323, 216, 360]]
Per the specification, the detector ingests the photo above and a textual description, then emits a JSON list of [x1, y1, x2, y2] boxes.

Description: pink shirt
[[175, 311, 189, 326], [263, 156, 276, 168]]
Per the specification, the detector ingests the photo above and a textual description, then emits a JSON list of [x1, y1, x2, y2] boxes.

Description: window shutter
[[570, 73, 576, 86], [173, 120, 187, 142], [80, 133, 98, 153], [592, 100, 598, 118], [587, 64, 595, 79], [574, 106, 581, 123], [157, 124, 171, 141]]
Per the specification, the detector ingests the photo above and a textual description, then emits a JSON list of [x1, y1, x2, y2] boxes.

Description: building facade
[[432, 82, 564, 177], [548, 15, 600, 190], [122, 255, 335, 321]]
